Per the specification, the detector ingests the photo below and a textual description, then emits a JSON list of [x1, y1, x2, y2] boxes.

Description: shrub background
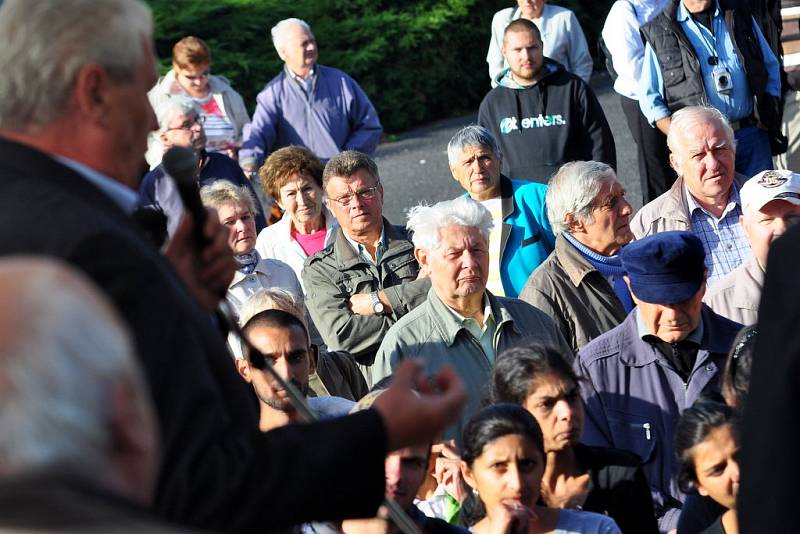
[[148, 1, 614, 133]]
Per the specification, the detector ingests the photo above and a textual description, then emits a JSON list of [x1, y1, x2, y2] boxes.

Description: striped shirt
[[686, 184, 751, 287]]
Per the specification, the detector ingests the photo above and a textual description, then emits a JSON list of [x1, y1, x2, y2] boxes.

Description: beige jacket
[[703, 257, 762, 325], [630, 173, 748, 239], [519, 234, 627, 353]]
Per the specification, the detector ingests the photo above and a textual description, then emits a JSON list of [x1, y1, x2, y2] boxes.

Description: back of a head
[[0, 257, 155, 501], [723, 325, 756, 409], [0, 0, 153, 132]]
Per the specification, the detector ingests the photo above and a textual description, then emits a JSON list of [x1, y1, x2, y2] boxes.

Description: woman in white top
[[487, 0, 593, 86], [255, 146, 338, 293], [199, 180, 302, 317], [460, 404, 621, 534], [600, 0, 673, 203]]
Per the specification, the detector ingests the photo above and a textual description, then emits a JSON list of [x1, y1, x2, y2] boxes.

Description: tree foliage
[[148, 0, 613, 133]]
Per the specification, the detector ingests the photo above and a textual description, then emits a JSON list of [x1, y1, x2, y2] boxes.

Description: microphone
[[162, 146, 208, 248]]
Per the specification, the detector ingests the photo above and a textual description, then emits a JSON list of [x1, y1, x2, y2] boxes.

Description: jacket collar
[[730, 258, 764, 309], [554, 233, 602, 287], [619, 304, 735, 367], [499, 175, 515, 256], [427, 288, 518, 347], [331, 218, 412, 270]]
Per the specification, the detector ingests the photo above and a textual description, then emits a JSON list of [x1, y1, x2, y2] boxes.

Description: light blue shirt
[[54, 155, 138, 213], [685, 183, 750, 286], [344, 226, 387, 265], [639, 0, 781, 125]]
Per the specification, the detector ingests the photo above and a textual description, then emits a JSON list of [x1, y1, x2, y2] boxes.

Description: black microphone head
[[161, 146, 198, 183]]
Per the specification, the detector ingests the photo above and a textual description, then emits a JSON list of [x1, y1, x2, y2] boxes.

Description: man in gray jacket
[[303, 151, 430, 385], [520, 161, 634, 352], [373, 196, 571, 441], [704, 169, 800, 324], [574, 231, 742, 533]]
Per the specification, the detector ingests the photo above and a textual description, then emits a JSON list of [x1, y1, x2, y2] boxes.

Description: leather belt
[[730, 115, 757, 131]]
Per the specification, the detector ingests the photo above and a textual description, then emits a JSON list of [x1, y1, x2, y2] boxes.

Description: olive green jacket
[[302, 221, 430, 379], [372, 288, 571, 441]]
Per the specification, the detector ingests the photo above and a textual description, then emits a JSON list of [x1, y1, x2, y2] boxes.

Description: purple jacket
[[240, 65, 382, 166], [574, 305, 742, 533]]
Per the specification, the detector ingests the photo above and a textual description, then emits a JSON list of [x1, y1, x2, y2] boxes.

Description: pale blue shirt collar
[[684, 181, 741, 220], [635, 307, 705, 344], [676, 0, 720, 23], [54, 155, 138, 214], [344, 225, 386, 264]]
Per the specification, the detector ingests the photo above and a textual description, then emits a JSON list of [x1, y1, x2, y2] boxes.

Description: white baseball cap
[[741, 170, 800, 211]]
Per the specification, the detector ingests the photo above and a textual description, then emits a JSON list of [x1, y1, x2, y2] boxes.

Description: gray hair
[[667, 106, 736, 158], [271, 18, 313, 61], [155, 96, 200, 134], [0, 0, 153, 132], [447, 125, 503, 167], [323, 150, 381, 190], [200, 180, 257, 216], [407, 196, 494, 250], [239, 288, 306, 329], [0, 257, 153, 483], [546, 161, 616, 235]]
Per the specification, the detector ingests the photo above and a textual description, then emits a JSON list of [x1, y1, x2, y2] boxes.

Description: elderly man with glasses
[[138, 96, 266, 238], [302, 150, 431, 386]]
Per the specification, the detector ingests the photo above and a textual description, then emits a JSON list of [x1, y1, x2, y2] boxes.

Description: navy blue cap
[[621, 231, 706, 305]]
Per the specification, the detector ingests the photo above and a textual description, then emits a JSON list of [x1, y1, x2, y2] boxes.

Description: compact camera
[[712, 66, 732, 95]]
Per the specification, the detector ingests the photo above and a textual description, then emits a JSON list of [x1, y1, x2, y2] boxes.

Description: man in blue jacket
[[447, 125, 555, 298], [240, 18, 383, 172], [574, 231, 742, 532]]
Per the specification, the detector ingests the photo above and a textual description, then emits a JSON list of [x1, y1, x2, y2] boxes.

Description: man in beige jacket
[[630, 106, 749, 286], [704, 170, 800, 325]]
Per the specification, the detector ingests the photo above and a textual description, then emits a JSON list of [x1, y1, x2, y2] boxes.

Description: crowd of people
[[1, 0, 799, 533]]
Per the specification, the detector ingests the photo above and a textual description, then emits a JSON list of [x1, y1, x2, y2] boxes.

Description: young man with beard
[[478, 18, 615, 183]]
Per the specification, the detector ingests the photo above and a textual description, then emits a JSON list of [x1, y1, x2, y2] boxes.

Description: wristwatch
[[370, 291, 385, 315]]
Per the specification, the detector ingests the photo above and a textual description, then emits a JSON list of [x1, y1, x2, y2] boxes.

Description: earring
[[472, 488, 479, 497]]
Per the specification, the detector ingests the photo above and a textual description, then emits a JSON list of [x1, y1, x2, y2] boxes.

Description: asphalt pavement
[[374, 72, 641, 224]]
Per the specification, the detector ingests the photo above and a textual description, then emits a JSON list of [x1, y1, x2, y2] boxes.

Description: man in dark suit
[[0, 1, 466, 531]]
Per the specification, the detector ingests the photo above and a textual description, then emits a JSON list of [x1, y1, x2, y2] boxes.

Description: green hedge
[[148, 1, 613, 133]]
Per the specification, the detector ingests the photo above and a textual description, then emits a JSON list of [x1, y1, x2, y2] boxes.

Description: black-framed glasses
[[165, 115, 205, 132], [330, 186, 380, 207]]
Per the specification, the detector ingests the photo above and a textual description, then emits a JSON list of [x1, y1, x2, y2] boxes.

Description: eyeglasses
[[330, 186, 380, 207], [165, 115, 205, 132]]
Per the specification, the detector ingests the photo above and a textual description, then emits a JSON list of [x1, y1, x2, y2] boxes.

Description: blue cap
[[621, 231, 706, 305]]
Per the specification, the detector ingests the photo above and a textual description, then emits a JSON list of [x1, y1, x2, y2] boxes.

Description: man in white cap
[[704, 170, 800, 324]]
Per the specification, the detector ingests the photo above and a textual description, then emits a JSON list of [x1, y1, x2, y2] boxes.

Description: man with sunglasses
[[303, 150, 431, 387], [138, 96, 266, 238]]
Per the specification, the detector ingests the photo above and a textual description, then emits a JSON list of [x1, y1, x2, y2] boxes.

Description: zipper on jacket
[[643, 422, 652, 440]]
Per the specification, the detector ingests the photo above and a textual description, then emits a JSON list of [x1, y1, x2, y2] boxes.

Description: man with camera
[[638, 0, 782, 178]]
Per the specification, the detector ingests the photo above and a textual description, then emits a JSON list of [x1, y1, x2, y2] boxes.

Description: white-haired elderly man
[[447, 124, 555, 298], [373, 196, 571, 440], [239, 18, 382, 172], [630, 105, 750, 286], [520, 161, 635, 352], [0, 258, 168, 530], [704, 170, 800, 325], [138, 96, 266, 237]]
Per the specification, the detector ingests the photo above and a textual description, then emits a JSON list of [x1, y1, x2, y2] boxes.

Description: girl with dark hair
[[675, 401, 740, 534], [490, 345, 657, 533], [459, 404, 620, 534]]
